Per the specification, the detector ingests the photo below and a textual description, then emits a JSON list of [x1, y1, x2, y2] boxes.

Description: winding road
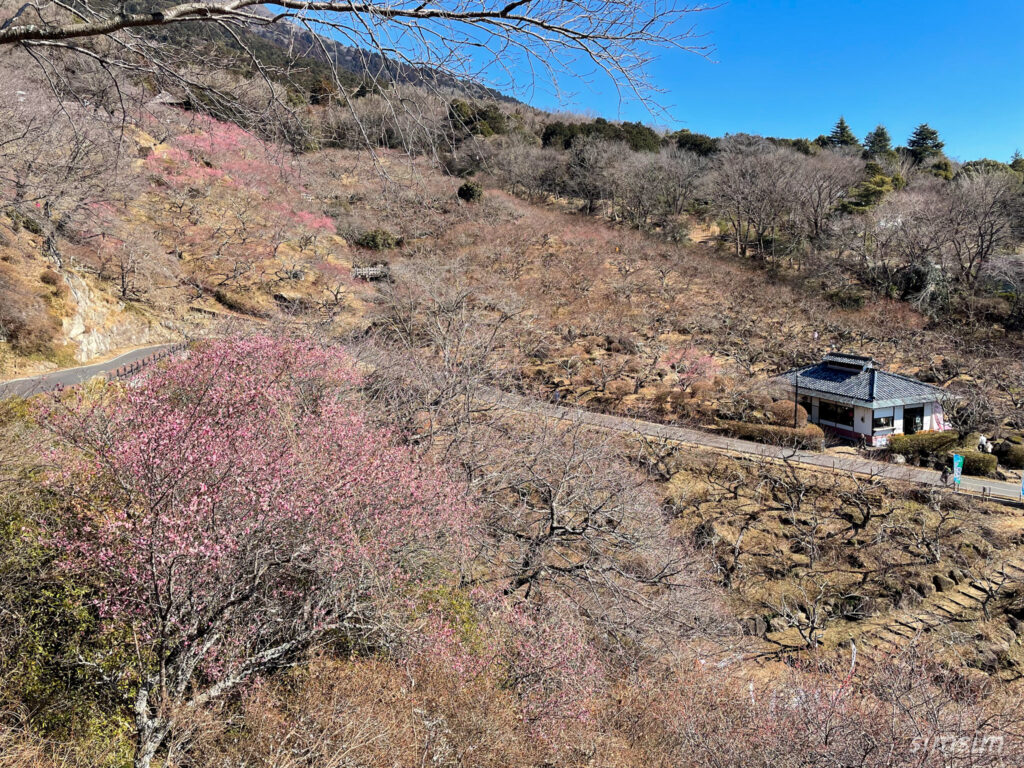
[[2, 348, 1020, 503], [0, 343, 179, 399]]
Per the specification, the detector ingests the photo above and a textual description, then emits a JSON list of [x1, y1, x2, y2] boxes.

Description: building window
[[872, 414, 894, 431], [819, 400, 854, 427]]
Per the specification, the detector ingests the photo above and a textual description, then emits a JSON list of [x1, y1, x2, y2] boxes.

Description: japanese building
[[777, 352, 950, 446]]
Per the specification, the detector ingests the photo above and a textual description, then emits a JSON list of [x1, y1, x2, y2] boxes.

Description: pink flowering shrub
[[662, 345, 716, 392], [38, 335, 472, 767]]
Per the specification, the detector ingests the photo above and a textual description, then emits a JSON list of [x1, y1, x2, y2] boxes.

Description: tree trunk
[[133, 683, 170, 768]]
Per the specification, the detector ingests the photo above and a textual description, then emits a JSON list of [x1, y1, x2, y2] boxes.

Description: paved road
[[4, 355, 1018, 502], [0, 344, 179, 399], [481, 387, 1024, 504]]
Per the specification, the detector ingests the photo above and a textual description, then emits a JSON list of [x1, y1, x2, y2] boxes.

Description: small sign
[[952, 453, 964, 486]]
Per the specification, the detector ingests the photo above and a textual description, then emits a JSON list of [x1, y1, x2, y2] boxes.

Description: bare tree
[[789, 149, 862, 246], [459, 413, 724, 653], [706, 140, 796, 260], [944, 170, 1020, 290]]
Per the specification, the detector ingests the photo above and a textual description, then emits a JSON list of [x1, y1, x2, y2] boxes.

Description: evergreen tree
[[907, 123, 944, 164], [828, 116, 859, 147], [674, 128, 719, 156], [863, 124, 893, 156]]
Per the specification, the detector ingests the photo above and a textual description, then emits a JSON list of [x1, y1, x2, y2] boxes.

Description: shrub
[[721, 420, 825, 450], [457, 181, 483, 203], [5, 210, 43, 236], [826, 287, 866, 310], [213, 289, 273, 318], [888, 431, 959, 460], [1000, 443, 1024, 469], [0, 266, 59, 354], [355, 228, 400, 250], [766, 400, 807, 427], [39, 269, 60, 287], [946, 450, 998, 477]]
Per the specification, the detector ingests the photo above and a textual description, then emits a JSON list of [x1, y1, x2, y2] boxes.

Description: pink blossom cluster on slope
[[40, 336, 472, 674], [143, 113, 333, 234]]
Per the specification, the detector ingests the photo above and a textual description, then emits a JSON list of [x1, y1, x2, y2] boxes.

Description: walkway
[[481, 387, 1024, 504]]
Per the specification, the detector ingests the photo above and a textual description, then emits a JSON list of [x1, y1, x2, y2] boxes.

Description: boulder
[[912, 579, 936, 598], [740, 616, 768, 637], [933, 574, 955, 593]]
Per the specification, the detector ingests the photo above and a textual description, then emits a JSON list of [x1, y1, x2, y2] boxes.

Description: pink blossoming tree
[[40, 336, 472, 768]]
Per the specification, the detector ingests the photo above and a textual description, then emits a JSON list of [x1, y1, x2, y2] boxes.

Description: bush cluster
[[765, 400, 807, 427], [5, 210, 43, 236], [948, 450, 998, 477], [999, 442, 1024, 469], [721, 420, 825, 450], [457, 181, 483, 203], [355, 228, 400, 250], [888, 431, 959, 460]]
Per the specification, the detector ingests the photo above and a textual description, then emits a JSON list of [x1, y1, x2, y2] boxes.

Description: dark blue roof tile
[[778, 358, 943, 407]]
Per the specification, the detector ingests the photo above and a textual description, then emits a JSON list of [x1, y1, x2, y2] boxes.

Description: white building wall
[[853, 406, 873, 438]]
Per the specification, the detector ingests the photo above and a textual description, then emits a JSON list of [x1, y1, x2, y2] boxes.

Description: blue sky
[[518, 0, 1023, 161]]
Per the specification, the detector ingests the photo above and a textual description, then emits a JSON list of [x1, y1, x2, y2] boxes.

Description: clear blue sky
[[520, 0, 1024, 161]]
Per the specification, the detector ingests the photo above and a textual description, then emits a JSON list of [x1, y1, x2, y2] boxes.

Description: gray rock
[[912, 580, 936, 598], [891, 453, 907, 465], [933, 574, 955, 592], [740, 616, 768, 637]]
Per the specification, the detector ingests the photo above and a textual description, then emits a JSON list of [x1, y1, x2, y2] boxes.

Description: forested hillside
[[2, 5, 1024, 767]]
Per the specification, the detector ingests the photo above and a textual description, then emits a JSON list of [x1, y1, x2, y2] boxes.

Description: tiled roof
[[778, 356, 944, 408]]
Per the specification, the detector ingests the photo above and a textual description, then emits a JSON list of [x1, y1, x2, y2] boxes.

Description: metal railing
[[105, 342, 189, 382]]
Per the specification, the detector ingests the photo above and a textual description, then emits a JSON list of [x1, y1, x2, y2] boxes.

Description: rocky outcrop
[[61, 272, 172, 362]]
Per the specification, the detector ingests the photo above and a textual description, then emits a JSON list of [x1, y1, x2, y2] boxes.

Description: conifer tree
[[907, 123, 944, 164], [828, 117, 859, 148], [863, 124, 893, 156]]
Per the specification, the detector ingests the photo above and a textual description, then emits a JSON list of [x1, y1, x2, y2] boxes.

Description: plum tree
[[39, 335, 473, 768]]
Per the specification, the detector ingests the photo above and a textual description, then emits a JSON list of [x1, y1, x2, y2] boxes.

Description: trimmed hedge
[[766, 400, 807, 427], [722, 420, 825, 450], [1001, 443, 1024, 470], [889, 431, 959, 459], [947, 450, 998, 477]]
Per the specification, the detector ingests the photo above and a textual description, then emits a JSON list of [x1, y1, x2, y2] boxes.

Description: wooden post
[[793, 375, 800, 429]]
